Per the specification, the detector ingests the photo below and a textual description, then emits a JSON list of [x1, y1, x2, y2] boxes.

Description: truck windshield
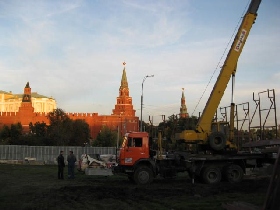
[[121, 134, 143, 148], [128, 137, 142, 147]]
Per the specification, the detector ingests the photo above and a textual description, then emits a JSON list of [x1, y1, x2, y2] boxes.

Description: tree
[[48, 108, 69, 125], [27, 122, 48, 145], [176, 116, 198, 132], [47, 108, 91, 146], [139, 120, 150, 132], [0, 125, 11, 145], [156, 115, 198, 143], [47, 108, 71, 146], [9, 123, 23, 145], [29, 122, 48, 137], [92, 126, 117, 147], [68, 119, 90, 146]]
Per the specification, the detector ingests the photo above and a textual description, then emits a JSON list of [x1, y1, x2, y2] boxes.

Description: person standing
[[57, 151, 65, 179], [67, 151, 77, 179]]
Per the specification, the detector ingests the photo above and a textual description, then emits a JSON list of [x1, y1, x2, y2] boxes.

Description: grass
[[0, 163, 269, 210]]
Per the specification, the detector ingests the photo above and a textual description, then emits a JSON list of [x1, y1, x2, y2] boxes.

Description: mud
[[0, 164, 270, 210], [35, 175, 270, 210]]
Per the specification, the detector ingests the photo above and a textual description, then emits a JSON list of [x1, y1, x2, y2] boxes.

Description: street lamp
[[117, 112, 123, 148], [140, 74, 154, 132]]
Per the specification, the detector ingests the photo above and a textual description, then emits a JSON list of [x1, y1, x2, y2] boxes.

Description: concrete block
[[85, 167, 113, 176]]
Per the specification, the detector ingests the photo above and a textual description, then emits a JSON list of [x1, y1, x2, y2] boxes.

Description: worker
[[57, 151, 65, 179], [67, 151, 77, 179]]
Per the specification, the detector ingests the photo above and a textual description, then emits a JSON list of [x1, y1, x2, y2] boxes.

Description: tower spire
[[120, 62, 128, 89], [112, 62, 136, 117], [180, 88, 189, 118]]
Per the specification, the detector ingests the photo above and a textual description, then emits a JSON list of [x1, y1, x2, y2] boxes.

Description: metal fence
[[0, 145, 116, 164]]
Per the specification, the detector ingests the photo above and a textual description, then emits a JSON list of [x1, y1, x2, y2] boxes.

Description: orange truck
[[112, 131, 277, 185]]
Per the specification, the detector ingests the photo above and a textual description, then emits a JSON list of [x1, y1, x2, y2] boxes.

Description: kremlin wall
[[0, 66, 139, 141], [0, 64, 189, 143]]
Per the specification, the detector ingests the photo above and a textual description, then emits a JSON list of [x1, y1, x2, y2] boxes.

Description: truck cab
[[118, 132, 151, 166], [113, 132, 158, 184], [113, 131, 188, 185]]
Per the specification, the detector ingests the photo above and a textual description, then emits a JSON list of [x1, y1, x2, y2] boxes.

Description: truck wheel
[[225, 164, 243, 183], [202, 166, 221, 184], [133, 166, 153, 185], [209, 132, 226, 151]]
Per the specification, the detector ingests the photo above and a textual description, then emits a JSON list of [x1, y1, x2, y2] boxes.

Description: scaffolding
[[219, 89, 278, 147], [250, 89, 278, 140]]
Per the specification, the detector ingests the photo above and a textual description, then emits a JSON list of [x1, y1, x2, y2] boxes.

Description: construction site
[[0, 0, 279, 210]]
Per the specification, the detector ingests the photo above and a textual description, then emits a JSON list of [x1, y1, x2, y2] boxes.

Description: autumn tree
[[92, 126, 117, 147], [47, 108, 90, 146]]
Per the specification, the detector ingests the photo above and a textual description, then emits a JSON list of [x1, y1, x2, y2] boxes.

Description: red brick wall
[[0, 110, 139, 140]]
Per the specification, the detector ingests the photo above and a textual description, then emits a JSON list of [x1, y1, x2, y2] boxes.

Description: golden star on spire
[[123, 61, 126, 66]]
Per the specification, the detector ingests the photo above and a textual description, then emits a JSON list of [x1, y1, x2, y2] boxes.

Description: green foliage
[[92, 126, 117, 147], [9, 123, 23, 145], [47, 109, 90, 146], [29, 122, 48, 137], [176, 116, 198, 132], [0, 125, 10, 145], [48, 108, 69, 125], [139, 120, 150, 132], [47, 108, 71, 146], [156, 115, 199, 143], [69, 119, 90, 146], [0, 125, 10, 138], [26, 122, 49, 146]]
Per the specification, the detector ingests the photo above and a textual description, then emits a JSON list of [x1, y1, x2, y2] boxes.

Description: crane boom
[[176, 0, 262, 151], [197, 0, 261, 133]]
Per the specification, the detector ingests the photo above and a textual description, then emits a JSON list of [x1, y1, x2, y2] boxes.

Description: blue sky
[[0, 0, 279, 126]]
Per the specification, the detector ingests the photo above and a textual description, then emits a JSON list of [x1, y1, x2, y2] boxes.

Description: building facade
[[0, 65, 139, 142], [0, 89, 56, 113]]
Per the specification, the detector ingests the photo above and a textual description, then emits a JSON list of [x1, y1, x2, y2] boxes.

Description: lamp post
[[140, 75, 154, 132], [117, 112, 123, 148]]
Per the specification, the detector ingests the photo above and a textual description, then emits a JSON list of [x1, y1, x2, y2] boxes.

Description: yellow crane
[[175, 0, 262, 151]]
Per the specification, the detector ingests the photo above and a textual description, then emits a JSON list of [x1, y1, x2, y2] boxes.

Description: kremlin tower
[[112, 62, 136, 117], [179, 88, 189, 118]]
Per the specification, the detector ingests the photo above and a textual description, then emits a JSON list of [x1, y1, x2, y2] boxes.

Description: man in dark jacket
[[67, 151, 77, 179], [57, 151, 65, 179]]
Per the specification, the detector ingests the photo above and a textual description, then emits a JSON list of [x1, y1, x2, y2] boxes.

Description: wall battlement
[[0, 112, 18, 117], [34, 112, 49, 117], [66, 112, 99, 117]]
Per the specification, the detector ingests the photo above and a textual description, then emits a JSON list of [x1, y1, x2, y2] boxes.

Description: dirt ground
[[0, 164, 270, 210]]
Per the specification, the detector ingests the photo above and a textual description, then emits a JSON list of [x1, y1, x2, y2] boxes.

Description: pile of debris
[[77, 154, 116, 172]]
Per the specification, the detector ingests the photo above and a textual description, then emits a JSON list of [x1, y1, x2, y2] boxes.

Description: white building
[[0, 90, 56, 113]]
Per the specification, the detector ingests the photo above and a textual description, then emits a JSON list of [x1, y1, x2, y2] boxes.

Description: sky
[[0, 0, 279, 127]]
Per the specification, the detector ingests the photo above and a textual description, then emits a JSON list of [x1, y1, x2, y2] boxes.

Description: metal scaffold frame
[[250, 89, 278, 140], [218, 89, 278, 148]]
